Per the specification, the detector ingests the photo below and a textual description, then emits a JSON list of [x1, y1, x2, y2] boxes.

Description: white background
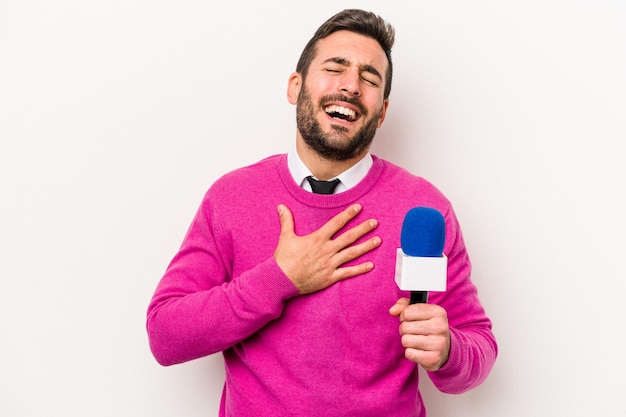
[[1, 1, 625, 416]]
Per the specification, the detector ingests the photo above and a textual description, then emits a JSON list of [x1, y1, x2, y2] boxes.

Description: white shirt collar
[[287, 148, 373, 194]]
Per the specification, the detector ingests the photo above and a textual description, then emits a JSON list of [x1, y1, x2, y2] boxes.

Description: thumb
[[277, 204, 294, 237], [389, 297, 410, 317]]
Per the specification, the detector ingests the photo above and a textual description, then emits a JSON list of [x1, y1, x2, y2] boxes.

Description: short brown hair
[[295, 9, 395, 99]]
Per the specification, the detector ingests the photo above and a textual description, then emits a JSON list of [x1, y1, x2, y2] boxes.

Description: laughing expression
[[289, 31, 390, 162]]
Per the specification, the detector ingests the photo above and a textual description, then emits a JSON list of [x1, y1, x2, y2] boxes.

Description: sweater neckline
[[276, 153, 385, 208]]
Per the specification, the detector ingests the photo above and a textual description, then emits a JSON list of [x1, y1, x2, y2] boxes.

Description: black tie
[[306, 176, 340, 195]]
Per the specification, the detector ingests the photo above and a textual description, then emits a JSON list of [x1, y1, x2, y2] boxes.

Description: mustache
[[320, 94, 367, 116]]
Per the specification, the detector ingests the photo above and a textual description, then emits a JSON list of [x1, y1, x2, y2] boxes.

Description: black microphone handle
[[410, 291, 428, 304]]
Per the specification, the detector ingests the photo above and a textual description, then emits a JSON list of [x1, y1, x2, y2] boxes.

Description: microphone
[[395, 207, 448, 304]]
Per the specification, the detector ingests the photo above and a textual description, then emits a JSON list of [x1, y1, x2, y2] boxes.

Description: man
[[147, 9, 497, 417]]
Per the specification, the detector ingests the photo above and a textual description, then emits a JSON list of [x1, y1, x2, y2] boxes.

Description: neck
[[295, 137, 368, 181]]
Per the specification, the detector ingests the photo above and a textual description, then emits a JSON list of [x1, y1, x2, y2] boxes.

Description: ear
[[287, 72, 302, 105], [377, 99, 390, 128]]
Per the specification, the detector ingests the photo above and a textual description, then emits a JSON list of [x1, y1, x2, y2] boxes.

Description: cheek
[[307, 75, 335, 94]]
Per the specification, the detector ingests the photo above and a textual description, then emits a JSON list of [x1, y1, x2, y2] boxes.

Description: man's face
[[288, 31, 390, 161]]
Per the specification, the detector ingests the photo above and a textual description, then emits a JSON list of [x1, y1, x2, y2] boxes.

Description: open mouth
[[324, 104, 359, 122]]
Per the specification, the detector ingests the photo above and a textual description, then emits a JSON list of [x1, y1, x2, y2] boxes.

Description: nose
[[338, 68, 361, 96]]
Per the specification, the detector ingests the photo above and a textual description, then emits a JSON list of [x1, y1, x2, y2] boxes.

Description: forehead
[[313, 30, 389, 73]]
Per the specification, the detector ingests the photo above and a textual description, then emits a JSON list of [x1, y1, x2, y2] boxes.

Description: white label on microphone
[[395, 248, 448, 292]]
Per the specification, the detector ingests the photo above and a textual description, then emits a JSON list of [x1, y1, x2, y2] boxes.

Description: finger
[[277, 204, 294, 237], [317, 204, 362, 238], [400, 317, 448, 337], [401, 333, 447, 352], [401, 334, 449, 368], [332, 218, 379, 250], [404, 348, 443, 371], [332, 235, 381, 266], [389, 298, 410, 317], [400, 303, 444, 322], [332, 260, 375, 282]]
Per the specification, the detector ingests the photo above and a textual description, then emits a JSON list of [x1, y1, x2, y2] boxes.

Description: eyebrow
[[323, 57, 383, 80]]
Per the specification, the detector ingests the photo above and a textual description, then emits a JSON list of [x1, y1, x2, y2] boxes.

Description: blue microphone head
[[400, 207, 446, 257]]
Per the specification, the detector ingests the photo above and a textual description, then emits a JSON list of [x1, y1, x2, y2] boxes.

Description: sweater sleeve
[[426, 206, 498, 393], [146, 194, 299, 366]]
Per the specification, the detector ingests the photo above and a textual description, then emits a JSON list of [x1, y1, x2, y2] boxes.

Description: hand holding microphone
[[390, 207, 450, 370]]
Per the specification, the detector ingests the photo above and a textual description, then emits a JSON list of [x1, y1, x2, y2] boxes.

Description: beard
[[296, 87, 381, 161]]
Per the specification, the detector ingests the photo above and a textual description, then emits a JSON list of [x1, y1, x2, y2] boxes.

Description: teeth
[[325, 105, 357, 121]]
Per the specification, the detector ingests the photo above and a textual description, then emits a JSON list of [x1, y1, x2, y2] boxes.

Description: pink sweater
[[147, 154, 497, 417]]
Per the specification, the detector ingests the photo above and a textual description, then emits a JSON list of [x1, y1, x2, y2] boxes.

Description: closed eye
[[362, 76, 379, 87]]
